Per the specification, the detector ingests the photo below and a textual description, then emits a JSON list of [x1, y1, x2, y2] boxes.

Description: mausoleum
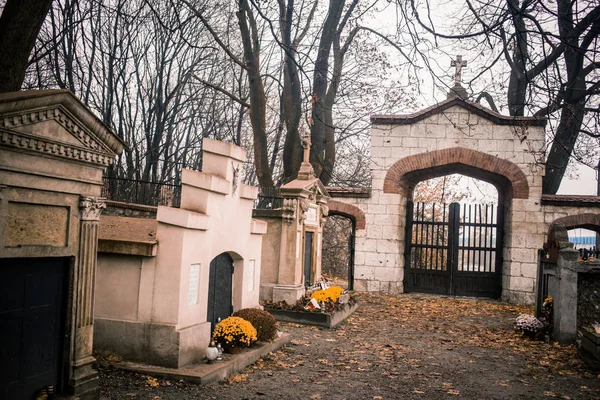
[[94, 139, 266, 368], [0, 90, 125, 399]]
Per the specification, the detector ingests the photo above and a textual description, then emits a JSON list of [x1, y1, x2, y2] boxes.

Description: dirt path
[[99, 293, 600, 399]]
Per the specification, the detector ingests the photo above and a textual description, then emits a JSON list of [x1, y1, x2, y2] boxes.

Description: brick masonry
[[329, 98, 600, 304]]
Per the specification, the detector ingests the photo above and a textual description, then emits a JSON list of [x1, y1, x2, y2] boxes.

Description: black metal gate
[[405, 201, 503, 298], [207, 253, 234, 332], [0, 258, 67, 399]]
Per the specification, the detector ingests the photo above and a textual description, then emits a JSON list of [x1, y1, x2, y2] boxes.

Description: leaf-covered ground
[[99, 293, 600, 399]]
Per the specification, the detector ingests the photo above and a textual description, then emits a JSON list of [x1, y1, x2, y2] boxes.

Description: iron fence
[[254, 186, 284, 210], [101, 177, 181, 208]]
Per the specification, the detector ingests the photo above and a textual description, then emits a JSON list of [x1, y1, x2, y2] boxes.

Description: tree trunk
[[237, 0, 274, 187], [280, 0, 303, 183], [310, 0, 345, 178], [0, 0, 53, 92], [505, 0, 528, 117]]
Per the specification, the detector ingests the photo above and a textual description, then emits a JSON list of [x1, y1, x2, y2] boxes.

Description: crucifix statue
[[451, 55, 467, 86]]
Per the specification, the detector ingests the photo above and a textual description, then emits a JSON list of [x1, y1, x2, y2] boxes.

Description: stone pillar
[[553, 246, 580, 344], [272, 198, 305, 303], [70, 196, 105, 399]]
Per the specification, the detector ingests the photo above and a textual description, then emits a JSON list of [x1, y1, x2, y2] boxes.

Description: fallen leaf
[[447, 389, 460, 395], [311, 394, 321, 399], [146, 377, 159, 387]]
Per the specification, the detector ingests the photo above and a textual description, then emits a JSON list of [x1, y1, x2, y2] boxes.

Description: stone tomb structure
[[332, 96, 600, 304], [255, 139, 330, 303], [0, 90, 125, 399], [94, 139, 267, 368]]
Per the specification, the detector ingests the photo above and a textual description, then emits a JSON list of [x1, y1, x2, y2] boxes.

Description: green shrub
[[233, 308, 278, 342]]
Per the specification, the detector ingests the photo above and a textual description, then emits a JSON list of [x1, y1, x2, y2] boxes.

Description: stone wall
[[578, 271, 600, 332]]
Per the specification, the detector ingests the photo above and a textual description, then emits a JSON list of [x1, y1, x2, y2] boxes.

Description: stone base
[[67, 356, 100, 400], [267, 302, 358, 328], [272, 284, 305, 304], [94, 318, 211, 368]]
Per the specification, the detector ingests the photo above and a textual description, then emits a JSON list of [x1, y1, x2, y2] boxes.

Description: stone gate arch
[[550, 213, 600, 233], [328, 200, 366, 230], [383, 147, 530, 201], [323, 200, 367, 290], [347, 98, 548, 301]]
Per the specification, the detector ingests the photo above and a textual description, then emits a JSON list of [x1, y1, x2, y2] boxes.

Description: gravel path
[[99, 293, 600, 399]]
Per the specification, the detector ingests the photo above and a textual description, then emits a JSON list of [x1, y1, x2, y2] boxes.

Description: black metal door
[[207, 253, 234, 332], [405, 201, 503, 298], [304, 232, 314, 286], [0, 258, 67, 399]]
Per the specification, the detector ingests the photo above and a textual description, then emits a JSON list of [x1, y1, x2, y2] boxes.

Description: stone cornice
[[0, 127, 116, 166]]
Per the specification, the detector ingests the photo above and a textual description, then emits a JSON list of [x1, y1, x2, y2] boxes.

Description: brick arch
[[551, 213, 600, 234], [383, 147, 529, 199], [327, 200, 366, 230]]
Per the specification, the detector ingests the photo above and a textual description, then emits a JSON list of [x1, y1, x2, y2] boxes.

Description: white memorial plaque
[[248, 260, 255, 291], [188, 264, 200, 305], [306, 207, 318, 224]]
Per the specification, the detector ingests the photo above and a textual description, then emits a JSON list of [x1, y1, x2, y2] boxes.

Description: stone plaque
[[188, 263, 200, 305], [305, 206, 318, 224], [5, 202, 69, 247]]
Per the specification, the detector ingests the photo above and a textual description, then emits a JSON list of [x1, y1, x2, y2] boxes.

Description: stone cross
[[297, 130, 315, 180], [451, 55, 467, 85], [302, 130, 311, 164]]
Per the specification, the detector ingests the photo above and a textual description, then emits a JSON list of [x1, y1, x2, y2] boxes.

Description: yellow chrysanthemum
[[212, 316, 257, 347], [310, 286, 344, 303]]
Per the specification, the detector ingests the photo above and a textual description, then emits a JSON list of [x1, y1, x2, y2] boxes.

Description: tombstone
[[94, 139, 266, 368], [0, 90, 125, 399], [256, 133, 330, 303]]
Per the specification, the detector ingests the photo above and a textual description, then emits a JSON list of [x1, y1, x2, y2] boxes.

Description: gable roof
[[371, 97, 546, 127]]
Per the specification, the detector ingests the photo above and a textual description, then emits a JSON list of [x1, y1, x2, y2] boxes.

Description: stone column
[[70, 196, 105, 399], [553, 246, 580, 344]]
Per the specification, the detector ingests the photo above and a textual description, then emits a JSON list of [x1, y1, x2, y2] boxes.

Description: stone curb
[[115, 333, 291, 385]]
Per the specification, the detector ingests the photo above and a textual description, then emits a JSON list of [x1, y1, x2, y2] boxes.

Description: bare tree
[[401, 0, 600, 194]]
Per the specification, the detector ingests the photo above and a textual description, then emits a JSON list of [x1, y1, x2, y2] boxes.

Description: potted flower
[[212, 316, 257, 354], [515, 314, 544, 338]]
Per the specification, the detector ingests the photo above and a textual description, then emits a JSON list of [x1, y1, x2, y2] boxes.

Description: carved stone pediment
[[280, 177, 330, 202], [0, 90, 125, 166]]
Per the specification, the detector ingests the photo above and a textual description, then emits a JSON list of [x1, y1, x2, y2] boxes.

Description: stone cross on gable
[[451, 55, 467, 85]]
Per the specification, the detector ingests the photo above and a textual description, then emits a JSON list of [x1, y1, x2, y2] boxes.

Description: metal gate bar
[[406, 201, 503, 298]]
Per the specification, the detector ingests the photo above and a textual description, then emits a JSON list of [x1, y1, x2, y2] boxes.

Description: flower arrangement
[[212, 316, 257, 348], [515, 314, 544, 337], [311, 286, 344, 303], [233, 308, 278, 342]]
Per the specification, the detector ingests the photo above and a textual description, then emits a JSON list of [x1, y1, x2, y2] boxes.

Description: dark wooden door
[[207, 253, 234, 332], [304, 232, 314, 286], [405, 202, 503, 298], [0, 258, 67, 399]]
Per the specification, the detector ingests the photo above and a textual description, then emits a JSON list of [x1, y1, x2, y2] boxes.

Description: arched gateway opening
[[322, 201, 366, 290], [385, 148, 530, 299]]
